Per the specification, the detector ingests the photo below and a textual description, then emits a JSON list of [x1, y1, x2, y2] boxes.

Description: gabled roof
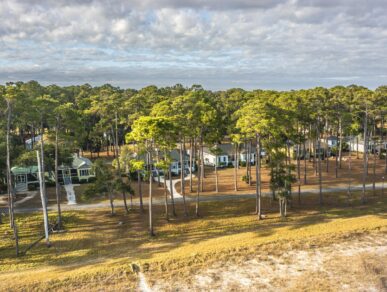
[[203, 144, 234, 156], [72, 155, 93, 169], [26, 135, 42, 145], [135, 149, 189, 162], [11, 165, 39, 175]]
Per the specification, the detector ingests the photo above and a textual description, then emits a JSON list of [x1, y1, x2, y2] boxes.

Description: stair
[[15, 183, 28, 193]]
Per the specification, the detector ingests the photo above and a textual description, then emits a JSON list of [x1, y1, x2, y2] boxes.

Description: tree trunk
[[297, 143, 301, 205], [317, 123, 323, 206], [37, 150, 50, 247], [54, 122, 62, 230], [113, 116, 129, 214], [189, 138, 193, 192], [6, 101, 19, 256], [303, 139, 307, 184], [338, 117, 343, 169], [248, 141, 252, 186], [362, 105, 368, 204], [179, 139, 188, 216], [335, 129, 339, 178], [163, 169, 169, 221], [373, 142, 376, 196], [108, 191, 115, 215], [137, 171, 144, 213], [148, 150, 155, 236], [234, 144, 238, 191], [196, 136, 201, 217], [215, 155, 219, 193], [256, 134, 262, 220], [169, 166, 177, 217], [348, 144, 352, 199], [201, 136, 205, 184]]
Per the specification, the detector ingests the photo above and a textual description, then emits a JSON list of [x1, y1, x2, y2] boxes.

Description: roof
[[72, 155, 93, 169], [135, 149, 189, 162], [26, 135, 42, 145], [11, 165, 39, 175], [203, 144, 234, 156]]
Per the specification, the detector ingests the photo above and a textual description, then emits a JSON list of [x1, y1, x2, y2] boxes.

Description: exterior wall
[[203, 153, 228, 166], [170, 160, 194, 175], [239, 153, 256, 163], [77, 168, 95, 181]]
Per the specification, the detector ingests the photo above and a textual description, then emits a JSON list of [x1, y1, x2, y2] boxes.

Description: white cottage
[[202, 144, 233, 167], [58, 155, 95, 183]]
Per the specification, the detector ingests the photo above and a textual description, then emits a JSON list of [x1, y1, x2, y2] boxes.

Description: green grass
[[0, 193, 386, 291]]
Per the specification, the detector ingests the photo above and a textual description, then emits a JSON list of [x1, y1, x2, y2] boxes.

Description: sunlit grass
[[0, 194, 386, 291]]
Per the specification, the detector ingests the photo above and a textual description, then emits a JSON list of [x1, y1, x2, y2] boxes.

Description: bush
[[28, 183, 37, 191], [87, 177, 97, 183], [79, 179, 88, 184], [240, 161, 247, 167], [45, 181, 56, 187], [71, 177, 79, 184], [81, 184, 98, 201], [242, 175, 250, 184]]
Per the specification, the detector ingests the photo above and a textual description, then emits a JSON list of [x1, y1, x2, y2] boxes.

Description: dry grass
[[177, 154, 387, 196], [0, 193, 386, 291]]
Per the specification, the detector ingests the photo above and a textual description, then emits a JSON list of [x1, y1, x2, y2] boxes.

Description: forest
[[1, 81, 387, 257]]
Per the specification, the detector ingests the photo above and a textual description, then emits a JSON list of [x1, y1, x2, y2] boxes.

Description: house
[[292, 139, 330, 159], [11, 166, 40, 192], [11, 154, 95, 193], [136, 149, 194, 176], [326, 136, 338, 148], [156, 150, 194, 175], [58, 155, 95, 183], [348, 137, 386, 153], [25, 135, 42, 150], [202, 144, 233, 167], [200, 143, 267, 167]]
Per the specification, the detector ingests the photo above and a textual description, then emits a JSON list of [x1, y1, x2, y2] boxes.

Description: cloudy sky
[[1, 0, 386, 90]]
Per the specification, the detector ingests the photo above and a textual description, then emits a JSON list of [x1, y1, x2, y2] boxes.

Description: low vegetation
[[0, 193, 386, 291]]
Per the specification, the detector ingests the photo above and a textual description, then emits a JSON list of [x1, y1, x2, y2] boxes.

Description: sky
[[1, 0, 387, 90]]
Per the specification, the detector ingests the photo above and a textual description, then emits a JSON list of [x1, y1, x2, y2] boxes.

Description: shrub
[[28, 184, 37, 191], [71, 177, 79, 184], [242, 175, 250, 184], [81, 184, 98, 201], [240, 161, 247, 167]]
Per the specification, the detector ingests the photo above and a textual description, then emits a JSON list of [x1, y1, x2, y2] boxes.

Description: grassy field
[[0, 192, 386, 291]]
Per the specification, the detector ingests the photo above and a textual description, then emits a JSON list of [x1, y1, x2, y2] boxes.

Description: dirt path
[[151, 232, 387, 291]]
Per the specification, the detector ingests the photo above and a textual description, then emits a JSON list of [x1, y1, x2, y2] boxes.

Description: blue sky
[[1, 0, 386, 90]]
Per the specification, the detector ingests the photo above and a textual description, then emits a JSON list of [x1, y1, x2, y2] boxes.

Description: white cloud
[[0, 0, 386, 89]]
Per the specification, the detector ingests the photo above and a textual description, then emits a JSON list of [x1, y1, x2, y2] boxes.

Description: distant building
[[25, 135, 42, 150]]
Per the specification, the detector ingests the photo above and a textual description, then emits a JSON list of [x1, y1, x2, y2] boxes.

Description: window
[[80, 169, 89, 177], [16, 175, 26, 183]]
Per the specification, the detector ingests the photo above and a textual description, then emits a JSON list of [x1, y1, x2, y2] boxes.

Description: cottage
[[136, 149, 194, 176], [25, 135, 42, 150], [348, 137, 386, 154], [326, 136, 338, 147], [11, 154, 95, 193], [11, 165, 40, 192], [201, 143, 265, 167], [160, 150, 194, 175], [202, 144, 234, 167], [58, 155, 95, 183]]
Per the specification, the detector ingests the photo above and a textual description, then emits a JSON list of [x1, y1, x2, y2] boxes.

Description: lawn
[[0, 192, 386, 291]]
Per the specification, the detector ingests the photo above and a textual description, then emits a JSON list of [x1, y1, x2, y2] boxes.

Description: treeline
[[1, 81, 387, 252]]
